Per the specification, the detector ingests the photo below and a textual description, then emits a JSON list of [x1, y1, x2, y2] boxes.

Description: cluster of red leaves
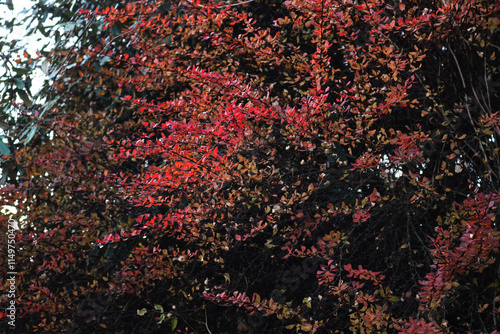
[[418, 193, 500, 313], [1, 0, 500, 333]]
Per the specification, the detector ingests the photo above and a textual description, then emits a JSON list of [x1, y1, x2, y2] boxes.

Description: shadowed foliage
[[1, 0, 499, 333]]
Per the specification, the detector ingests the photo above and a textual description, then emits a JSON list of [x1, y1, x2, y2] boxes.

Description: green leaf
[[41, 10, 49, 23], [63, 22, 75, 32], [17, 89, 32, 107], [13, 68, 30, 75], [13, 78, 25, 89], [1, 170, 8, 184], [39, 24, 49, 37], [137, 308, 147, 316], [171, 316, 178, 330], [154, 304, 164, 313], [111, 24, 121, 37], [49, 64, 63, 79], [100, 56, 111, 66], [0, 138, 11, 156], [41, 60, 50, 76], [24, 125, 37, 145]]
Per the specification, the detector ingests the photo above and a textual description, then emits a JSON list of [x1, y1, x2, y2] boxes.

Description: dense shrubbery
[[1, 0, 500, 333]]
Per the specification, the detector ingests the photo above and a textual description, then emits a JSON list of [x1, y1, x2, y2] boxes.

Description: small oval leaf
[[0, 139, 11, 156]]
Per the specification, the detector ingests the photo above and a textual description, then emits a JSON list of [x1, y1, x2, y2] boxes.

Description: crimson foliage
[[1, 0, 500, 333]]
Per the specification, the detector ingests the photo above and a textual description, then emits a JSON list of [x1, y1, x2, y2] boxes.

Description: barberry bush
[[1, 0, 499, 333]]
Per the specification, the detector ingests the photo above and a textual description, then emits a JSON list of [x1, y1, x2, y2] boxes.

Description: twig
[[204, 307, 213, 334], [470, 78, 489, 115], [449, 46, 466, 89], [484, 57, 491, 111]]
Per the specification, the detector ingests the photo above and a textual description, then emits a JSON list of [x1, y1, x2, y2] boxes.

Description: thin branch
[[449, 46, 466, 89], [484, 57, 491, 112], [204, 307, 213, 334], [470, 78, 489, 115]]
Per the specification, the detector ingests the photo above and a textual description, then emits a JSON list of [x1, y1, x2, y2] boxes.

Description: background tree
[[1, 0, 499, 333]]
